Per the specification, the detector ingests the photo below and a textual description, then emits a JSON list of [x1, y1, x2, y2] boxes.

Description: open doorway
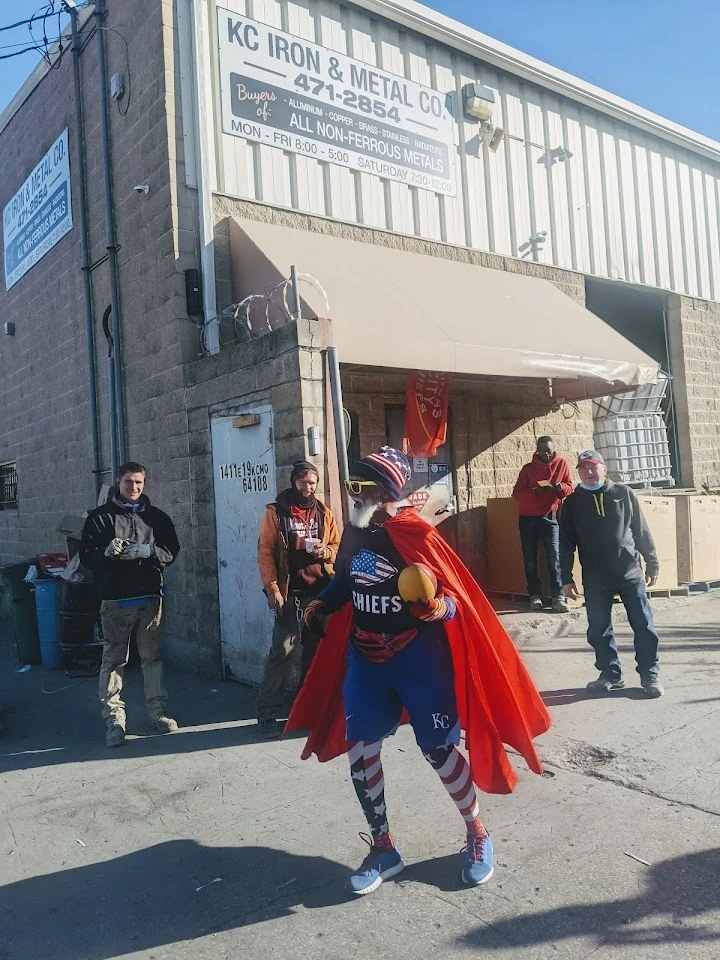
[[585, 278, 679, 485]]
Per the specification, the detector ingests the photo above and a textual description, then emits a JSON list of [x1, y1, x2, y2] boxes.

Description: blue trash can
[[34, 578, 63, 670]]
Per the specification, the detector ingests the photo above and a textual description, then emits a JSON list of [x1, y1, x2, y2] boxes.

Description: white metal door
[[211, 407, 277, 684]]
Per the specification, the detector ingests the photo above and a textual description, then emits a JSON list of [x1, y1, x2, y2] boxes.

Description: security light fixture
[[462, 83, 496, 122]]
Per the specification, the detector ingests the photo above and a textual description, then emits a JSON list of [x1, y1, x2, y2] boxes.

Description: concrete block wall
[[667, 295, 720, 490], [183, 322, 310, 675], [0, 1, 204, 670], [342, 370, 593, 582]]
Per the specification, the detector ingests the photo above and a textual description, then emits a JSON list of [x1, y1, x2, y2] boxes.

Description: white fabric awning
[[229, 218, 659, 401]]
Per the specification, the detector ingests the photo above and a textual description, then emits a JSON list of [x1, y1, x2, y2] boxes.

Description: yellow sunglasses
[[344, 479, 378, 496]]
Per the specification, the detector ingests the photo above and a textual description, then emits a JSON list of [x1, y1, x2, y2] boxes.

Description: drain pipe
[[96, 0, 127, 462], [102, 306, 118, 482], [190, 0, 220, 354], [327, 346, 350, 491], [66, 3, 102, 498]]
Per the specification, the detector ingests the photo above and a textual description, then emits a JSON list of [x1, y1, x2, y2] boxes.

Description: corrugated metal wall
[[202, 0, 720, 301]]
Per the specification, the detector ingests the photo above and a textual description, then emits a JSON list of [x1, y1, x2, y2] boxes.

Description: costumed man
[[286, 447, 551, 896]]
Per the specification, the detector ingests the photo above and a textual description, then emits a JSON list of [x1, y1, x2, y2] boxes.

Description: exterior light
[[462, 83, 496, 122]]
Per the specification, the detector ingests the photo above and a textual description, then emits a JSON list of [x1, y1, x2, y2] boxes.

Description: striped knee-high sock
[[423, 744, 488, 838], [348, 739, 392, 846]]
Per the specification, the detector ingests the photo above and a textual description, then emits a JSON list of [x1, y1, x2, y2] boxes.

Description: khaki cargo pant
[[99, 599, 167, 727], [256, 597, 321, 722]]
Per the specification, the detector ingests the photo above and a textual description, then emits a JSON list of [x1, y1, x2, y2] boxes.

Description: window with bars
[[0, 462, 18, 510]]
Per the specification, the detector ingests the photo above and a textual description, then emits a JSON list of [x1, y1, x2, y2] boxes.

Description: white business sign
[[217, 8, 457, 196], [3, 129, 73, 291]]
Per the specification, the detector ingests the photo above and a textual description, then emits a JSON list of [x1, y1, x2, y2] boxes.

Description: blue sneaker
[[346, 833, 405, 896], [462, 834, 494, 886]]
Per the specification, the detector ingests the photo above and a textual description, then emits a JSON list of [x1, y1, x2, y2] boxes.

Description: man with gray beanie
[[256, 459, 341, 739], [560, 450, 663, 697]]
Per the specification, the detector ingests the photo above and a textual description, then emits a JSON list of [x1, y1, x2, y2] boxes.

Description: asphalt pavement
[[1, 592, 719, 960]]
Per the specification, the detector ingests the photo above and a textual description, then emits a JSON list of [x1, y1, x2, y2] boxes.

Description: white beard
[[347, 497, 378, 529]]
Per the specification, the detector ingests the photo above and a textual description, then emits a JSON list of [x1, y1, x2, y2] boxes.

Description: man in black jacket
[[80, 462, 181, 746], [560, 450, 663, 698]]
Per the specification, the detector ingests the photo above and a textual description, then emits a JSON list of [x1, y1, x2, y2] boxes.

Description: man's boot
[[106, 720, 126, 748], [151, 714, 178, 734]]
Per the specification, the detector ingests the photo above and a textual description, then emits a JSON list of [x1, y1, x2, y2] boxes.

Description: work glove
[[120, 542, 152, 560], [303, 598, 327, 639], [104, 538, 125, 557]]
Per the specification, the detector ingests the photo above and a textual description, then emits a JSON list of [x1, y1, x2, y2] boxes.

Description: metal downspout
[[327, 346, 350, 494], [190, 0, 220, 355], [69, 5, 102, 498], [95, 0, 127, 462]]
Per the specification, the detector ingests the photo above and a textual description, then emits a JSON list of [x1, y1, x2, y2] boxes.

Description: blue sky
[[0, 0, 718, 140]]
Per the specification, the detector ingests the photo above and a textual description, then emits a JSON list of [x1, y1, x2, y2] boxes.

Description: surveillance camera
[[133, 184, 149, 194]]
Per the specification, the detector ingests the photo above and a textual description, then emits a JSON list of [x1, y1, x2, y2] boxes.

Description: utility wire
[[0, 11, 57, 33]]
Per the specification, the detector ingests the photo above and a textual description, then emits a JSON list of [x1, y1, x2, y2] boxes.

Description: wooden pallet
[[488, 587, 689, 605], [684, 580, 720, 594], [645, 586, 690, 598]]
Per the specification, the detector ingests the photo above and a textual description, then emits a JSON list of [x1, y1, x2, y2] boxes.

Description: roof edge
[[350, 0, 720, 163]]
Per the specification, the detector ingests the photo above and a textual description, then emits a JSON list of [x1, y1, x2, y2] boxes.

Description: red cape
[[285, 508, 551, 794]]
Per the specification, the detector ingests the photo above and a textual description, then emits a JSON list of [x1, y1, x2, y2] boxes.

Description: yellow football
[[398, 563, 438, 603]]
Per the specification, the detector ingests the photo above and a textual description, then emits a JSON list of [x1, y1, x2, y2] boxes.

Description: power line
[[0, 44, 62, 60], [0, 11, 57, 34]]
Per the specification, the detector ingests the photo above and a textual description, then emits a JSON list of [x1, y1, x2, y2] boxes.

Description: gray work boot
[[106, 722, 126, 748], [151, 715, 178, 734], [257, 718, 282, 740], [587, 670, 625, 693], [641, 676, 665, 698]]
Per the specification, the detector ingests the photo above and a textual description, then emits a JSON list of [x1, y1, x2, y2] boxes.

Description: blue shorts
[[343, 623, 460, 751]]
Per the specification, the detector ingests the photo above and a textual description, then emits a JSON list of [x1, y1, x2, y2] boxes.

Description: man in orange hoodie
[[256, 460, 340, 740], [512, 436, 573, 613]]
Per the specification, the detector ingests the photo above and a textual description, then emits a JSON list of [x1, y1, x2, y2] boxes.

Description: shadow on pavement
[[0, 840, 350, 960], [459, 847, 720, 951], [541, 686, 649, 707], [0, 622, 310, 772]]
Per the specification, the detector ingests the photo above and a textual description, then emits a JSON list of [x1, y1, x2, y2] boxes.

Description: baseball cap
[[577, 450, 605, 467]]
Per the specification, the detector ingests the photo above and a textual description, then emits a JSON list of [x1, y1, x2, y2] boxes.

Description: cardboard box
[[486, 496, 678, 594], [57, 513, 89, 560], [486, 498, 582, 596], [675, 495, 720, 583], [636, 496, 678, 589]]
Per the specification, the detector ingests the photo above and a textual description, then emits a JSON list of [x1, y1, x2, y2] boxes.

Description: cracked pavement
[[1, 593, 720, 959]]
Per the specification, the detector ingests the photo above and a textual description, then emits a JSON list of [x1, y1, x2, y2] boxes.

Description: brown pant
[[256, 597, 321, 721], [99, 599, 167, 726]]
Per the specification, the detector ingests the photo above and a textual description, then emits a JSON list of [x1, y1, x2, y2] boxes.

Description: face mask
[[579, 480, 605, 492]]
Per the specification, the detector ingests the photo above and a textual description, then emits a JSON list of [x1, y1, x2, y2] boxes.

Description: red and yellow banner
[[403, 371, 449, 458]]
